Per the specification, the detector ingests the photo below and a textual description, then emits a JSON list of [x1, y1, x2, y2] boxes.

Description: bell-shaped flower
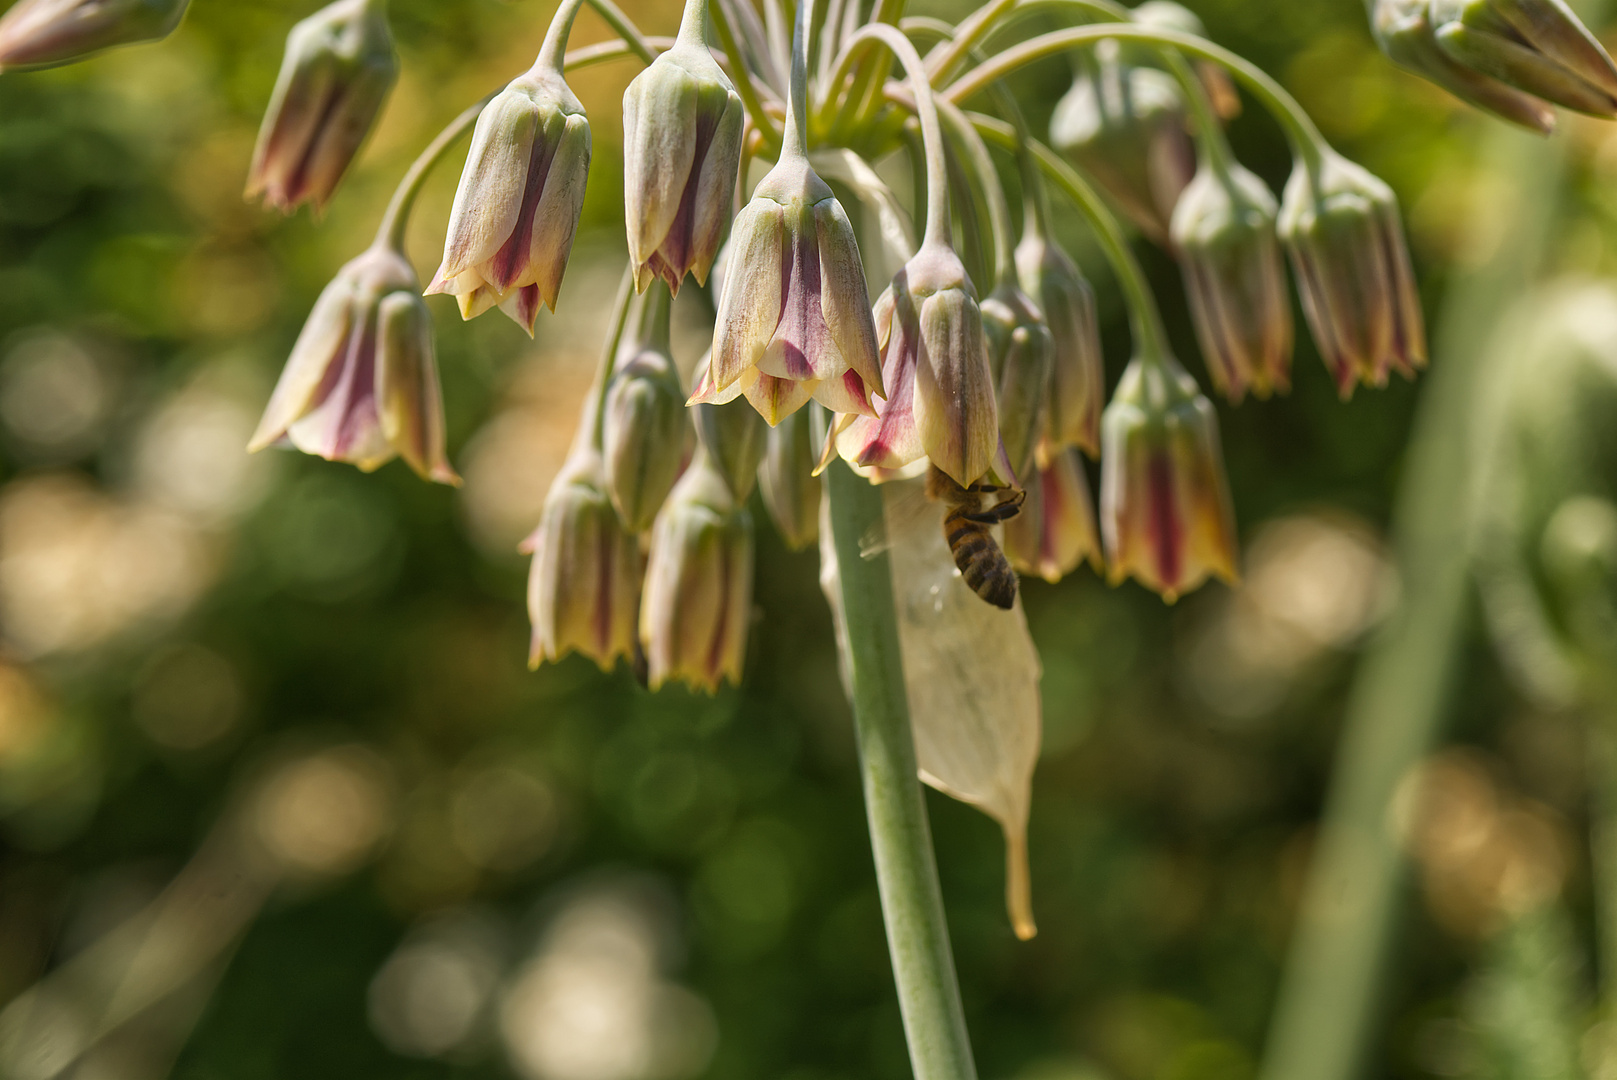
[[1016, 225, 1103, 457], [1004, 447, 1102, 584], [1278, 151, 1426, 398], [1373, 0, 1617, 132], [693, 393, 768, 502], [427, 62, 590, 334], [523, 449, 642, 671], [640, 452, 755, 692], [832, 243, 1002, 488], [1100, 354, 1238, 602], [246, 0, 398, 213], [982, 282, 1056, 483], [758, 407, 820, 551], [699, 155, 883, 425], [1171, 162, 1293, 403], [0, 0, 188, 70], [1049, 41, 1195, 244], [601, 286, 686, 532], [622, 36, 744, 295], [249, 243, 457, 484]]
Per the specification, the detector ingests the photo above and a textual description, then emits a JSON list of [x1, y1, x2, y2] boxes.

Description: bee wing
[[861, 480, 935, 559]]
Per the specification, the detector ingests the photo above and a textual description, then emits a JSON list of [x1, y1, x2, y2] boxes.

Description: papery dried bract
[[1171, 163, 1293, 402], [249, 244, 457, 484], [704, 155, 882, 425], [523, 451, 642, 671], [1279, 152, 1426, 398], [1373, 0, 1617, 131], [246, 0, 398, 213], [759, 407, 821, 550], [622, 38, 744, 294], [428, 64, 590, 333], [640, 457, 754, 692], [1050, 42, 1195, 244], [1100, 356, 1238, 602], [834, 243, 1000, 488], [1004, 448, 1101, 583], [1016, 229, 1102, 457], [0, 0, 187, 70], [981, 283, 1055, 482]]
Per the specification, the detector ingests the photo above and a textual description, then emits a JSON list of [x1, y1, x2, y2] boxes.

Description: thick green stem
[[937, 99, 1012, 285], [825, 461, 979, 1080]]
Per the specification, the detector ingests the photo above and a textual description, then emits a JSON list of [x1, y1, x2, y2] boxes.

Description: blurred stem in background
[[1256, 28, 1591, 1080]]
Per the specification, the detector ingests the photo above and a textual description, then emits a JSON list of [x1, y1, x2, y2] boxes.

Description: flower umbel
[[1100, 354, 1238, 602], [524, 449, 643, 671], [0, 0, 188, 71], [249, 243, 457, 484], [1171, 162, 1293, 403], [640, 452, 755, 692], [246, 0, 398, 213], [1279, 152, 1426, 398], [428, 62, 590, 334]]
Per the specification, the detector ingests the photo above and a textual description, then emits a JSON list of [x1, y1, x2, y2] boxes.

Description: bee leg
[[962, 489, 1026, 525]]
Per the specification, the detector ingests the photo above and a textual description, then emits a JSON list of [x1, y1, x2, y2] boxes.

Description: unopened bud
[[249, 243, 457, 484], [523, 450, 642, 671], [758, 407, 821, 550], [702, 154, 882, 425], [0, 0, 188, 70], [1374, 0, 1617, 132], [640, 454, 755, 692], [1278, 152, 1426, 399], [1100, 355, 1238, 602], [693, 385, 768, 502], [1004, 448, 1102, 583], [622, 36, 744, 295], [246, 0, 398, 213], [427, 63, 590, 333], [602, 286, 687, 532], [981, 282, 1055, 482], [1015, 229, 1103, 457], [1050, 41, 1195, 244], [1171, 162, 1293, 402]]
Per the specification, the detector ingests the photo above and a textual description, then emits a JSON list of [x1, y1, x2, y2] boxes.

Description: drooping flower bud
[[981, 283, 1055, 482], [1100, 355, 1238, 602], [693, 392, 767, 502], [1171, 162, 1293, 403], [1015, 226, 1103, 457], [0, 0, 188, 71], [427, 62, 590, 334], [1373, 0, 1617, 132], [523, 449, 642, 671], [833, 242, 1001, 488], [249, 244, 457, 484], [622, 33, 744, 295], [1278, 152, 1426, 399], [640, 453, 755, 692], [1049, 41, 1195, 244], [758, 407, 820, 550], [698, 154, 883, 425], [602, 285, 686, 532], [1003, 448, 1102, 584], [1131, 2, 1241, 120], [245, 0, 398, 214]]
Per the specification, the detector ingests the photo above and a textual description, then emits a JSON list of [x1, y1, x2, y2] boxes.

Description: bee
[[925, 466, 1025, 609]]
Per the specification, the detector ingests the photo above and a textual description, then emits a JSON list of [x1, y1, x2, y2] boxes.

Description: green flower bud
[[602, 286, 687, 532], [622, 36, 744, 295], [758, 407, 821, 551], [1171, 162, 1293, 403], [693, 388, 768, 502], [1015, 229, 1103, 457], [981, 282, 1055, 483], [1278, 152, 1426, 399], [246, 0, 398, 213], [640, 454, 755, 692], [428, 63, 590, 334], [0, 0, 188, 71], [1049, 41, 1195, 244], [523, 450, 643, 672]]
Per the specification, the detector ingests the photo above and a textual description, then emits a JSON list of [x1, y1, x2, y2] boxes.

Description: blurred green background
[[2, 1, 1615, 1079]]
